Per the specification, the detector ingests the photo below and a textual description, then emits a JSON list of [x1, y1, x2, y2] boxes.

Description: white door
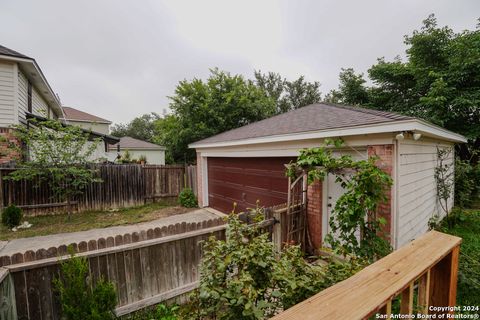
[[322, 149, 367, 243]]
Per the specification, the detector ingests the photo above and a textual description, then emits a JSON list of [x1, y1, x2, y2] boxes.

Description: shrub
[[1, 205, 22, 229], [178, 188, 197, 208], [188, 208, 363, 319], [455, 159, 480, 208], [53, 250, 117, 320]]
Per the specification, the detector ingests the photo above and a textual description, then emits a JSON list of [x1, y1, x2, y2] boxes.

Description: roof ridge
[[321, 102, 413, 120]]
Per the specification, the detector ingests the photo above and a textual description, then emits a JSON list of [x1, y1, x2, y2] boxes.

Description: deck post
[[428, 244, 460, 314]]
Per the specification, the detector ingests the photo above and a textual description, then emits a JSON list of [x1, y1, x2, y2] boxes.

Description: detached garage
[[189, 103, 466, 249]]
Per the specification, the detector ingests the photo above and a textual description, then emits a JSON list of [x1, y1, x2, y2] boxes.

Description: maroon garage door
[[207, 157, 294, 213]]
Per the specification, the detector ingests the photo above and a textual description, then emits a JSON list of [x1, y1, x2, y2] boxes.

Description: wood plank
[[271, 231, 461, 320], [400, 282, 414, 315], [6, 225, 227, 272], [418, 270, 430, 314], [115, 282, 199, 316]]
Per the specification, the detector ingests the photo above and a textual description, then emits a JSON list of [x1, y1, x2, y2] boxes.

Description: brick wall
[[196, 152, 204, 207], [0, 128, 21, 164], [367, 144, 394, 243], [307, 179, 322, 251]]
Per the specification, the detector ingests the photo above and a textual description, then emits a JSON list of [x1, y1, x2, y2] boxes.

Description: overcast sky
[[1, 1, 479, 124]]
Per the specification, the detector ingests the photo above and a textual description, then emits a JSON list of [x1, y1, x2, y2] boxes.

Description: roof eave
[[189, 119, 467, 149], [62, 118, 112, 125], [0, 54, 63, 118]]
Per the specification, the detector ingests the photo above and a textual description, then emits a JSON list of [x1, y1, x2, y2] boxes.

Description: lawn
[[440, 209, 480, 306], [0, 201, 193, 241]]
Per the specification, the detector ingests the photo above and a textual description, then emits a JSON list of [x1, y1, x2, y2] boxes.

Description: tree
[[330, 15, 480, 162], [110, 112, 161, 142], [156, 69, 275, 163], [325, 68, 369, 106], [5, 119, 102, 218], [254, 71, 322, 114]]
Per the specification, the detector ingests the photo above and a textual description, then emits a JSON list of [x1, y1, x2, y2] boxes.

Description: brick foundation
[[0, 128, 21, 164], [367, 144, 394, 243], [307, 180, 322, 251]]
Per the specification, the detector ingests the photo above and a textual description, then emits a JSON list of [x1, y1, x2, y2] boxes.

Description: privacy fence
[[0, 217, 226, 320], [0, 164, 197, 216]]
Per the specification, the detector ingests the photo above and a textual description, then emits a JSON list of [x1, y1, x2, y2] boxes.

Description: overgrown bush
[[1, 204, 22, 229], [455, 159, 480, 208], [185, 208, 363, 319], [178, 188, 197, 208], [53, 250, 117, 320]]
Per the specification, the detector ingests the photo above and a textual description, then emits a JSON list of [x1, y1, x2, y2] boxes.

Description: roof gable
[[109, 136, 165, 150], [62, 106, 111, 124]]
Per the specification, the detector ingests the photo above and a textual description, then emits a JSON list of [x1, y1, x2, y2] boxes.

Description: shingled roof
[[109, 136, 166, 151], [192, 103, 414, 146], [0, 45, 31, 59], [62, 106, 111, 124]]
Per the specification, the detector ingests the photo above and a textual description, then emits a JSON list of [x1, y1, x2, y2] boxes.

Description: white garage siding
[[396, 139, 454, 247], [0, 62, 15, 127]]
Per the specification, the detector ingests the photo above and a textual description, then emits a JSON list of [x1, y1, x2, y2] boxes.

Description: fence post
[[0, 170, 3, 212], [272, 209, 282, 253]]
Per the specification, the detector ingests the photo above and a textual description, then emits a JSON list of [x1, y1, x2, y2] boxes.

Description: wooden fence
[[0, 268, 16, 320], [0, 164, 197, 216], [0, 217, 226, 320], [272, 230, 462, 319]]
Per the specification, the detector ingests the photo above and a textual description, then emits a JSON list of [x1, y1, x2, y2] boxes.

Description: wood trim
[[5, 224, 227, 272], [115, 281, 198, 316]]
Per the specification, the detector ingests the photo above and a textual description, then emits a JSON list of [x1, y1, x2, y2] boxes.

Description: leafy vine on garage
[[286, 139, 393, 261]]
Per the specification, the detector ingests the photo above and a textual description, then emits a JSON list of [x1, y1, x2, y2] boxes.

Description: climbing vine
[[286, 139, 393, 262]]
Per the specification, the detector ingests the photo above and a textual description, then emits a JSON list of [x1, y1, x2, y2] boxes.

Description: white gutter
[[189, 119, 466, 149]]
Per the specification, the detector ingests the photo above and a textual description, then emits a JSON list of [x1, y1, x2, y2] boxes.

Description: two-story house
[[0, 45, 119, 163]]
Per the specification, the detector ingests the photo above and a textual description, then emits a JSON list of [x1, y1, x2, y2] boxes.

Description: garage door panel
[[207, 157, 294, 213]]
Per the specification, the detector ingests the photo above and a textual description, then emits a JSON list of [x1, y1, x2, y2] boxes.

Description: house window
[[27, 81, 32, 113]]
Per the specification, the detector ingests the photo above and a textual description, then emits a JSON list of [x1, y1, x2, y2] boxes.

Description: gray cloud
[[1, 0, 479, 124]]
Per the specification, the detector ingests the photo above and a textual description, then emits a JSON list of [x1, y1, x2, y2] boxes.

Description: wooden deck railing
[[272, 230, 462, 320]]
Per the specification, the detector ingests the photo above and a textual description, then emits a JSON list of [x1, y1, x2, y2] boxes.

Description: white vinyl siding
[[397, 139, 454, 247], [17, 70, 28, 123], [31, 86, 48, 117], [0, 62, 15, 127], [106, 149, 166, 165], [66, 120, 110, 135]]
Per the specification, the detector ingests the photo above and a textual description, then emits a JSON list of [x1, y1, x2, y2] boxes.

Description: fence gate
[[286, 171, 308, 250]]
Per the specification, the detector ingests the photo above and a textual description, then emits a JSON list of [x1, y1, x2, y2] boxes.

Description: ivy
[[287, 139, 393, 262]]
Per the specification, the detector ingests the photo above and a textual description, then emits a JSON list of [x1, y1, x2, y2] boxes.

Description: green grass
[[440, 209, 480, 306], [0, 201, 193, 241]]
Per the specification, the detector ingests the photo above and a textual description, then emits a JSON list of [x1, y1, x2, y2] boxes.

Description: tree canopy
[[254, 71, 322, 114], [327, 14, 480, 161], [110, 113, 161, 142], [154, 69, 276, 163]]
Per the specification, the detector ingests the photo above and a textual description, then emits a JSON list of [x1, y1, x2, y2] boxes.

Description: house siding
[[0, 61, 15, 127], [31, 85, 48, 117], [17, 70, 28, 122], [397, 139, 454, 247]]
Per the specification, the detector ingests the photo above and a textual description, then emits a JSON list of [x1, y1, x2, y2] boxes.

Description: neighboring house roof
[[0, 45, 63, 118], [108, 136, 166, 151], [0, 45, 31, 59], [189, 103, 466, 148], [62, 106, 112, 124], [26, 112, 120, 144]]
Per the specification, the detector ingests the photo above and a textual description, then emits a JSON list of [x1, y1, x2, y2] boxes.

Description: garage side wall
[[196, 153, 205, 207], [397, 139, 454, 248]]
